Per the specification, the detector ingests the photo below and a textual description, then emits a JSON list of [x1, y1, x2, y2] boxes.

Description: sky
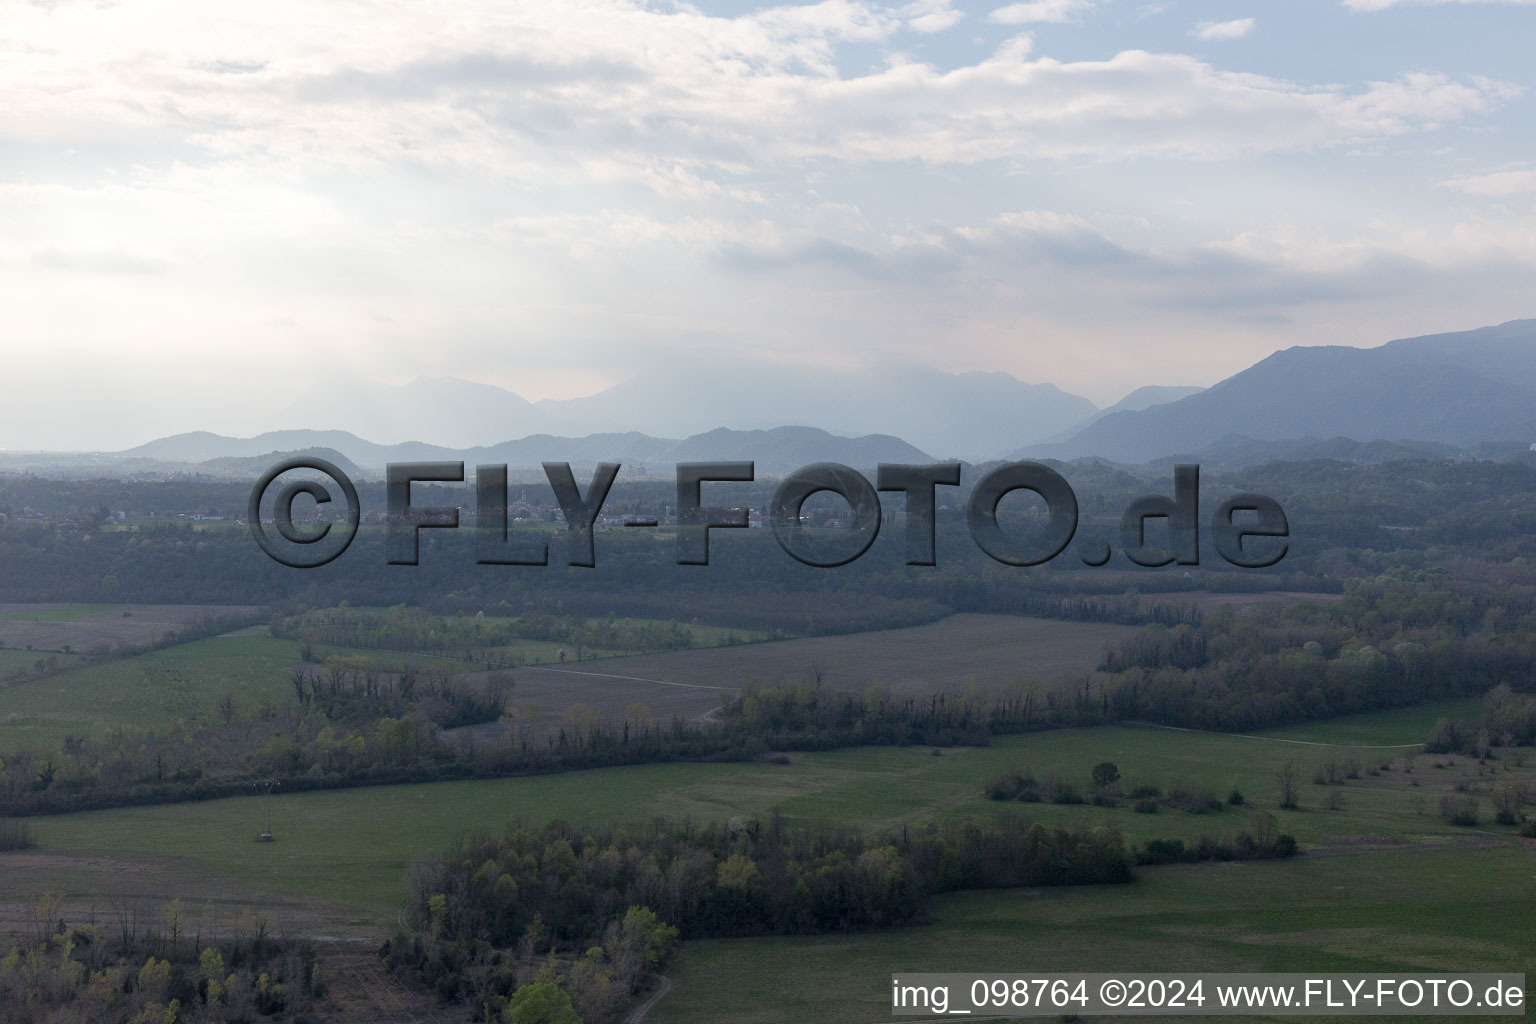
[[3, 0, 1534, 449]]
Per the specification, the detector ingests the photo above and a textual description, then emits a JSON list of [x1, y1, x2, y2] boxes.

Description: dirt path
[[625, 974, 673, 1024], [1133, 722, 1424, 749], [1301, 835, 1508, 858], [533, 665, 733, 691]]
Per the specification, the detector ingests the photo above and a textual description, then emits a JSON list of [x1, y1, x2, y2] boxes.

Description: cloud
[[0, 0, 1512, 191], [988, 0, 1097, 24], [2, 0, 1532, 450], [1344, 0, 1536, 9], [1439, 168, 1536, 196], [1192, 18, 1256, 40], [716, 203, 1536, 301], [686, 203, 1536, 402], [901, 0, 966, 32]]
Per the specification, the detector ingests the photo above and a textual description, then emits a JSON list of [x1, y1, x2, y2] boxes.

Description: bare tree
[[287, 667, 309, 705], [1277, 759, 1299, 809], [1491, 779, 1524, 826]]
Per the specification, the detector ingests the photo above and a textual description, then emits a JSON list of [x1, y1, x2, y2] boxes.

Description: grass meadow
[[0, 603, 121, 623], [652, 845, 1534, 1024], [1, 607, 1527, 1022], [11, 701, 1526, 921], [0, 633, 481, 752]]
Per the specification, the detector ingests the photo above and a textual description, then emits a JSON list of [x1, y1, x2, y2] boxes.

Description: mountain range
[[120, 426, 934, 478], [11, 319, 1536, 474], [1019, 319, 1536, 463], [278, 362, 1099, 460]]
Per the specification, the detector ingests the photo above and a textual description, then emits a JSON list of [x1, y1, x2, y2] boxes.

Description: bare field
[[0, 603, 263, 654], [0, 849, 381, 942], [448, 665, 729, 746], [443, 614, 1138, 744], [527, 614, 1139, 698]]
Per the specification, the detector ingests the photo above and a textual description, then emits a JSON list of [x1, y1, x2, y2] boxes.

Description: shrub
[[1167, 782, 1220, 814], [1137, 838, 1187, 865], [983, 770, 1044, 802], [1046, 777, 1084, 805], [1490, 780, 1523, 826], [1439, 792, 1479, 827], [985, 773, 1025, 801], [0, 819, 35, 851], [1425, 718, 1469, 754]]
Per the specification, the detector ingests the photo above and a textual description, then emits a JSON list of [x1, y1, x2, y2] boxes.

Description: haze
[[3, 0, 1534, 450]]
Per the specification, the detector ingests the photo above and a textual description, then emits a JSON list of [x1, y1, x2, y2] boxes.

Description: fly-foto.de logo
[[249, 458, 1288, 572]]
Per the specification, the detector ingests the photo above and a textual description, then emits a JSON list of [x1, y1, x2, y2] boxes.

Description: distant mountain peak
[[1021, 320, 1536, 463], [275, 362, 1099, 457], [108, 425, 936, 478]]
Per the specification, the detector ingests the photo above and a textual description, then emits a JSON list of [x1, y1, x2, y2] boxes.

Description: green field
[[0, 616, 1524, 1024], [0, 606, 787, 753], [336, 609, 772, 665], [12, 701, 1529, 920], [653, 846, 1535, 1024], [0, 603, 120, 622], [1257, 698, 1488, 746], [3, 698, 1531, 1021], [0, 633, 482, 752], [0, 649, 84, 678]]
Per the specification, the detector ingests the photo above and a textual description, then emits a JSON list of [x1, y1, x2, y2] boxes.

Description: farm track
[[625, 973, 673, 1024], [532, 665, 733, 691], [0, 603, 263, 654], [492, 614, 1139, 699], [1134, 722, 1425, 749]]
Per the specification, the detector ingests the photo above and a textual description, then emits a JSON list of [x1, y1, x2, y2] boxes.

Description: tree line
[[0, 898, 325, 1024], [386, 813, 1132, 1021], [273, 605, 700, 664]]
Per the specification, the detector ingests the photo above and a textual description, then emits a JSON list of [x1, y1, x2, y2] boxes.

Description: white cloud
[[0, 1, 1512, 188], [988, 0, 1097, 25], [901, 0, 966, 32], [1439, 168, 1536, 196], [1345, 0, 1536, 9], [2, 0, 1532, 449], [1192, 18, 1256, 40]]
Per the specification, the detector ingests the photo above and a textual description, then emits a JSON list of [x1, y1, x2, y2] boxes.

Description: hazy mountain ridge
[[26, 320, 1536, 474], [1022, 384, 1206, 451], [117, 426, 933, 478], [1025, 320, 1536, 463], [279, 363, 1098, 458]]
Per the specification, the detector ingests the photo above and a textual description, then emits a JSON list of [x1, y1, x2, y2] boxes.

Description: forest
[[385, 813, 1135, 1021], [0, 898, 325, 1024]]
